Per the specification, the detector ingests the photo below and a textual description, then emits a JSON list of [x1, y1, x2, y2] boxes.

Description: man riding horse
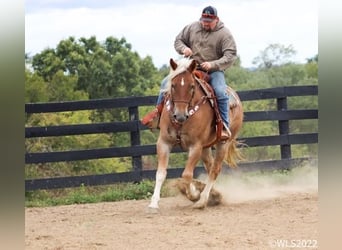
[[141, 5, 237, 141]]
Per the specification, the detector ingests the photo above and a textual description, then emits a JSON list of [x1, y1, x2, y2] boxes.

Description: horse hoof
[[207, 189, 223, 206], [146, 206, 160, 214], [193, 201, 206, 209], [176, 179, 203, 202]]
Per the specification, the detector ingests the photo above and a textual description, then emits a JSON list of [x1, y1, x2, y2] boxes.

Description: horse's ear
[[188, 59, 197, 73], [170, 58, 178, 70]]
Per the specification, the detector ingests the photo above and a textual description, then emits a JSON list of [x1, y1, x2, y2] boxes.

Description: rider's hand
[[182, 47, 193, 57], [200, 62, 212, 71]]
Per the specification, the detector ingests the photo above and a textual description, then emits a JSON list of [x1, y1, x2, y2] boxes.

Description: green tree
[[31, 36, 160, 99], [305, 54, 318, 79], [25, 68, 89, 103], [47, 71, 88, 102], [252, 43, 297, 68], [226, 64, 252, 90], [32, 48, 65, 81], [25, 70, 49, 103]]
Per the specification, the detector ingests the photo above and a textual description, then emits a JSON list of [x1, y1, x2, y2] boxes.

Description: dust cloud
[[208, 164, 318, 203]]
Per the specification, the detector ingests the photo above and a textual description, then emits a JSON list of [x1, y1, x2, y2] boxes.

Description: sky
[[25, 0, 318, 68]]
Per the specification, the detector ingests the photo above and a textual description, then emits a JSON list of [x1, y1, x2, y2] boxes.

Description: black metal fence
[[25, 85, 318, 191]]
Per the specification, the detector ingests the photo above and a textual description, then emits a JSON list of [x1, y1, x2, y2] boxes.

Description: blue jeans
[[156, 71, 229, 128], [209, 71, 229, 128], [156, 77, 168, 104]]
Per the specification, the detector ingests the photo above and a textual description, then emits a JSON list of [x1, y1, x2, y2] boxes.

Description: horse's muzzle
[[173, 110, 189, 123]]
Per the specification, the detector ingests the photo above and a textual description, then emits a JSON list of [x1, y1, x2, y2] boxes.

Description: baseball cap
[[200, 6, 218, 22]]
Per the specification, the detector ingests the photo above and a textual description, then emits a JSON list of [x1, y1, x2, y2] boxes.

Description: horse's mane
[[161, 58, 194, 94]]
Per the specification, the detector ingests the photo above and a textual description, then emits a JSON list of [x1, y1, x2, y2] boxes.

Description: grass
[[25, 180, 162, 207], [25, 164, 317, 207]]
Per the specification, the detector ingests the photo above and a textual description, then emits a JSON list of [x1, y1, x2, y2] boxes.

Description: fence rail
[[25, 85, 318, 191]]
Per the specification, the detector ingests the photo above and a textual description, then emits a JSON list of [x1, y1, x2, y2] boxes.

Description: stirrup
[[220, 124, 231, 141]]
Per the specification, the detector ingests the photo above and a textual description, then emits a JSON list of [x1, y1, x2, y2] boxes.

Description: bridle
[[166, 71, 208, 124], [169, 70, 196, 107]]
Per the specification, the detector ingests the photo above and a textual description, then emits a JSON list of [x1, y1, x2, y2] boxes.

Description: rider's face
[[200, 18, 218, 31]]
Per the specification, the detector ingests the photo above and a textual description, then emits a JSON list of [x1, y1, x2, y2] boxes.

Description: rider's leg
[[141, 77, 168, 128], [209, 71, 231, 140]]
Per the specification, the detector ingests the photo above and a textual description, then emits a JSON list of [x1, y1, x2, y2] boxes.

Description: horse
[[148, 58, 244, 210]]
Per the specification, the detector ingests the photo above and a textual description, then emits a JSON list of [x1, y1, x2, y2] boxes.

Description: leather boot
[[220, 123, 232, 141], [141, 103, 164, 129]]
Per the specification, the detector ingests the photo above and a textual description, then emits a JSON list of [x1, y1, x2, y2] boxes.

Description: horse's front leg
[[148, 140, 171, 210], [180, 145, 203, 202]]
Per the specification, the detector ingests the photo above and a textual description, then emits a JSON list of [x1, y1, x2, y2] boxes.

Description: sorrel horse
[[148, 58, 244, 209]]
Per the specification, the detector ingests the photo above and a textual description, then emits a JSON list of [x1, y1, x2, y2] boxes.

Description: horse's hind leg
[[181, 147, 215, 208], [201, 147, 214, 173], [190, 148, 216, 208], [193, 143, 227, 209]]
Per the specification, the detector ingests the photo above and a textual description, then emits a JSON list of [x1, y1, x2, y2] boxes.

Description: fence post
[[128, 106, 143, 182], [277, 96, 291, 159]]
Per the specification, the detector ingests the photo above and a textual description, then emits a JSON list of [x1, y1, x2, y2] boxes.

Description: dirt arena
[[25, 166, 318, 250]]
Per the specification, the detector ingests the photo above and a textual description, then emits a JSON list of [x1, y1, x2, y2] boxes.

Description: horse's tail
[[224, 92, 244, 168], [225, 139, 245, 168]]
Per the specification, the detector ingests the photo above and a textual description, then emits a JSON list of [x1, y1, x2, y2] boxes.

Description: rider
[[141, 6, 237, 140]]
